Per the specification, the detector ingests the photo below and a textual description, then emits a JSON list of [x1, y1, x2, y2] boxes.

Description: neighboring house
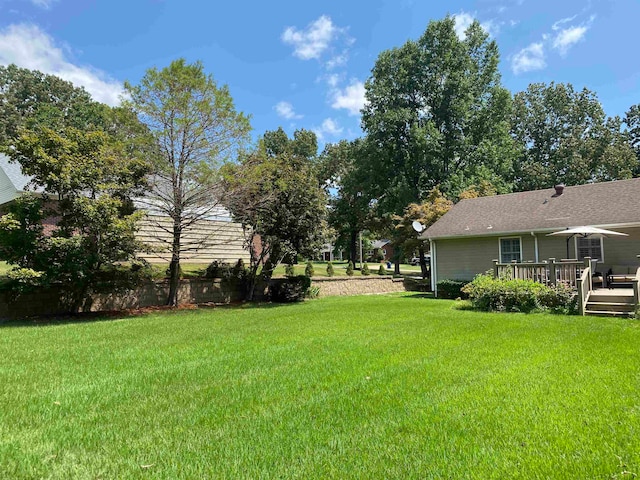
[[370, 239, 395, 262], [319, 243, 343, 262], [0, 154, 250, 264], [423, 180, 640, 295]]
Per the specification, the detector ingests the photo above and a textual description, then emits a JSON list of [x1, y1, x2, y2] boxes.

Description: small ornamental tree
[[378, 264, 387, 275], [326, 262, 335, 277], [362, 263, 371, 276], [305, 261, 314, 277], [346, 261, 354, 276], [285, 264, 295, 277]]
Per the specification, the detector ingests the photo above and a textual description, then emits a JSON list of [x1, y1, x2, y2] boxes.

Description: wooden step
[[586, 302, 634, 313], [585, 309, 635, 317]]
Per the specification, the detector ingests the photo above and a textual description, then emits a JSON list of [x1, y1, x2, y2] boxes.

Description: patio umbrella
[[547, 226, 628, 259]]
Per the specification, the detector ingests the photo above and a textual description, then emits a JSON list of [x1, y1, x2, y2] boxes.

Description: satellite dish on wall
[[412, 220, 425, 233]]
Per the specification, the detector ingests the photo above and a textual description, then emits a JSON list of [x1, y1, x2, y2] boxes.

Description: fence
[[493, 257, 590, 289]]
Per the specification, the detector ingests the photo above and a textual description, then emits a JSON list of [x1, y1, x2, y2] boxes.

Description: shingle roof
[[0, 153, 39, 192], [423, 178, 640, 240]]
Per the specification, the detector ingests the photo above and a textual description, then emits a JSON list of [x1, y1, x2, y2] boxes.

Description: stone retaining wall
[[312, 276, 407, 296], [0, 276, 426, 319]]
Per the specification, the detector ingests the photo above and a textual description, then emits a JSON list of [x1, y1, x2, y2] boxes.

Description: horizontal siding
[[435, 235, 537, 282], [436, 229, 640, 283], [137, 215, 250, 264]]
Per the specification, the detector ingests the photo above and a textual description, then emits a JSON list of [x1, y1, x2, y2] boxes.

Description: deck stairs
[[585, 289, 636, 317]]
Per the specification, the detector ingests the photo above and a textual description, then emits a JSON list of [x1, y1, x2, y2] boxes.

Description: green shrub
[[326, 262, 335, 277], [437, 279, 469, 299], [361, 263, 370, 275], [305, 261, 314, 277], [378, 264, 386, 275], [346, 261, 354, 276], [285, 263, 295, 277], [461, 274, 577, 314], [270, 275, 312, 302], [306, 285, 321, 299]]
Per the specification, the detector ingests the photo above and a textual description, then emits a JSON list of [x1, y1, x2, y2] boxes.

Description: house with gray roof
[[422, 179, 640, 296]]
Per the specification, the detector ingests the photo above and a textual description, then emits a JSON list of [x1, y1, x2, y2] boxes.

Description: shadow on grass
[[0, 300, 301, 328]]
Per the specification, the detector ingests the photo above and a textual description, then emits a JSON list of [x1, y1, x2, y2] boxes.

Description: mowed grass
[[1, 294, 640, 479]]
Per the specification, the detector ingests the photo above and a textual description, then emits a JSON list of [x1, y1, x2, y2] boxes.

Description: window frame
[[575, 235, 604, 262], [499, 236, 523, 264]]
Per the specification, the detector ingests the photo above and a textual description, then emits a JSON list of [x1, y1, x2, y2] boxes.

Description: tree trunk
[[418, 245, 428, 280], [167, 221, 181, 306], [393, 244, 402, 275], [349, 230, 358, 265]]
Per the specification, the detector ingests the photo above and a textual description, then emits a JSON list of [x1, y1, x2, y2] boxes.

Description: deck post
[[577, 277, 585, 316], [492, 259, 499, 278], [584, 257, 592, 292], [549, 258, 557, 286]]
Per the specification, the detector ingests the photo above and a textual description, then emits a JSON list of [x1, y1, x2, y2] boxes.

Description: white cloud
[[552, 25, 588, 55], [331, 80, 366, 116], [29, 0, 58, 8], [274, 101, 303, 120], [0, 23, 124, 105], [453, 11, 498, 38], [453, 12, 475, 39], [511, 42, 545, 74], [552, 14, 578, 31], [282, 15, 339, 61], [314, 118, 343, 141], [326, 73, 340, 88], [551, 16, 594, 56]]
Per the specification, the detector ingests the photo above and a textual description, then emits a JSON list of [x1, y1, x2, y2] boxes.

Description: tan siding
[[435, 229, 640, 283], [435, 235, 539, 282], [137, 215, 250, 264], [435, 237, 499, 281]]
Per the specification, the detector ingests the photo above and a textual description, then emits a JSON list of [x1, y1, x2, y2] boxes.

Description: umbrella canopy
[[547, 226, 629, 237], [547, 226, 628, 259]]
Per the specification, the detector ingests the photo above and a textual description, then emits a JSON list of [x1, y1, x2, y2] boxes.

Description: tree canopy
[[361, 16, 516, 216], [223, 128, 327, 299], [511, 82, 636, 191]]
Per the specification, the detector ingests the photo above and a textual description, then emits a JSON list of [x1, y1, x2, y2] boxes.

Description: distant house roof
[[423, 178, 640, 240], [371, 239, 391, 249]]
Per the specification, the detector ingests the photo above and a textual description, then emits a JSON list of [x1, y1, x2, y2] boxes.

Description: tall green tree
[[624, 103, 640, 174], [223, 128, 327, 300], [0, 64, 102, 150], [361, 16, 516, 216], [318, 139, 372, 265], [511, 82, 636, 190], [125, 59, 252, 306]]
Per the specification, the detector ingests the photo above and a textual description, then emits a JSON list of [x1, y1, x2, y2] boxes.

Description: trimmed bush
[[326, 262, 335, 277], [305, 261, 314, 277], [361, 263, 370, 275], [346, 261, 354, 276], [285, 263, 295, 277], [270, 275, 312, 303], [462, 274, 577, 314], [378, 264, 387, 275], [437, 279, 469, 299]]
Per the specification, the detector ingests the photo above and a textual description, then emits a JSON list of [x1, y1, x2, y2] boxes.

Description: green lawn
[[2, 294, 639, 479]]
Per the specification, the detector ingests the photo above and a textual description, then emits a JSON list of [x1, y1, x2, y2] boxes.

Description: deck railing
[[576, 266, 591, 315], [493, 257, 587, 289]]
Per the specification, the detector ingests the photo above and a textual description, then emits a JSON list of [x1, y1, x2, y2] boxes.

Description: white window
[[577, 236, 603, 261], [500, 237, 522, 263]]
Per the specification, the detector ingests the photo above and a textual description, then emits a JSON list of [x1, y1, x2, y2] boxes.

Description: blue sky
[[0, 0, 638, 147]]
